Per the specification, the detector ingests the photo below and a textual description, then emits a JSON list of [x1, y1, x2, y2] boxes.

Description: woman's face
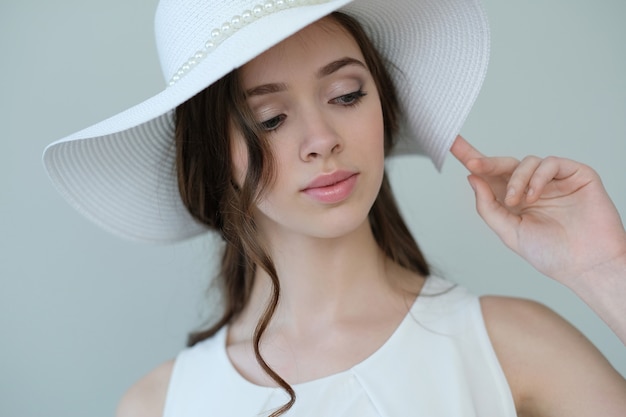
[[231, 17, 385, 241]]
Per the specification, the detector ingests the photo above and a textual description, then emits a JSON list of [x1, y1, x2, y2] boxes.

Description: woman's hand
[[451, 135, 626, 342], [450, 135, 625, 283]]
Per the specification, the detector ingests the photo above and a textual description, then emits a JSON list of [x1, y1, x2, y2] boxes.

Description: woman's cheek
[[230, 133, 249, 187]]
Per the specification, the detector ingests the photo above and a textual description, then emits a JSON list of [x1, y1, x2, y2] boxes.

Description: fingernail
[[505, 187, 515, 199]]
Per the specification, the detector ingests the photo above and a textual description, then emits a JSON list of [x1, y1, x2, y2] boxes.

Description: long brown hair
[[175, 11, 429, 416]]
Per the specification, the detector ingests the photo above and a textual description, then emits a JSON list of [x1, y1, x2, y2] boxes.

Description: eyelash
[[331, 89, 367, 106], [260, 89, 368, 132]]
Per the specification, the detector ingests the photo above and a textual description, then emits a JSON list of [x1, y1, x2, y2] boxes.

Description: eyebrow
[[245, 57, 367, 97], [246, 82, 288, 97], [316, 57, 366, 78]]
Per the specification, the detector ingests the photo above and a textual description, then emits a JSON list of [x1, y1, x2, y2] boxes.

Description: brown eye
[[331, 90, 367, 106], [261, 114, 286, 131]]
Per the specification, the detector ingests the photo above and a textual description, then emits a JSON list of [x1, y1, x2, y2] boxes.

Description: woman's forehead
[[239, 17, 363, 85]]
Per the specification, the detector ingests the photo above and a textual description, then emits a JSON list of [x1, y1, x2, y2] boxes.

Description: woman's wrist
[[570, 250, 626, 344]]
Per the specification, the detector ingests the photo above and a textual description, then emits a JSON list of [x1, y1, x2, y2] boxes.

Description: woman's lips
[[302, 171, 359, 204]]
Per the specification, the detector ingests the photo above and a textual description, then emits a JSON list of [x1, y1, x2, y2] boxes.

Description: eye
[[331, 90, 367, 106], [260, 114, 286, 131]]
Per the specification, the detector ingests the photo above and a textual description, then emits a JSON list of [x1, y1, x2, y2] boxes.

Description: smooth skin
[[117, 18, 626, 417], [452, 136, 626, 416], [452, 136, 626, 345]]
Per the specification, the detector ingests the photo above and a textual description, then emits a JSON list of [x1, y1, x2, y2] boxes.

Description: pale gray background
[[1, 0, 624, 416]]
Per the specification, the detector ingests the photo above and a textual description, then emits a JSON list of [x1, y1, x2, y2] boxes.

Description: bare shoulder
[[116, 359, 175, 417], [480, 296, 626, 416]]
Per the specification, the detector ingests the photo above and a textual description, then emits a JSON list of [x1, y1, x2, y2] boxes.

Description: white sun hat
[[43, 0, 490, 243]]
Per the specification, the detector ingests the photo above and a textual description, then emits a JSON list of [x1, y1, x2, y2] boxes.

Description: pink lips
[[301, 170, 359, 204]]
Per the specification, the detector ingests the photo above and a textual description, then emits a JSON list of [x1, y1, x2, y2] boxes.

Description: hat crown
[[154, 0, 332, 85], [155, 0, 237, 83]]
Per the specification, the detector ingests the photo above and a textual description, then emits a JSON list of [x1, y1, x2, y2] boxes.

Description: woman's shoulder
[[479, 295, 598, 364], [480, 295, 626, 416], [115, 359, 175, 417]]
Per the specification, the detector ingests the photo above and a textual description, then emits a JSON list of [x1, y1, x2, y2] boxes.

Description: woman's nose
[[298, 108, 343, 161]]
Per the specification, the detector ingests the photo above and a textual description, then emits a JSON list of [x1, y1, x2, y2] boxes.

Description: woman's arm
[[451, 135, 626, 344], [481, 296, 626, 416], [116, 360, 173, 417]]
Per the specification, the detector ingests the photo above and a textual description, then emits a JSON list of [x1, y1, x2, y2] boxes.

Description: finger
[[465, 156, 520, 177], [504, 155, 543, 206], [525, 156, 591, 203], [450, 135, 485, 168], [468, 175, 520, 251]]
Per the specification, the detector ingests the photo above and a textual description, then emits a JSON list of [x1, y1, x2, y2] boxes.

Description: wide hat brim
[[43, 0, 490, 243]]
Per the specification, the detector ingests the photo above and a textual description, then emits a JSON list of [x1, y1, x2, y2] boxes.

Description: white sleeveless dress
[[163, 276, 517, 416]]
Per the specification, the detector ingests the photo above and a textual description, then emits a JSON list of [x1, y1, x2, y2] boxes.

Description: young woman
[[42, 0, 626, 416]]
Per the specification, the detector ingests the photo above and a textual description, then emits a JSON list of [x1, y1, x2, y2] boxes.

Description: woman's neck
[[231, 219, 423, 339]]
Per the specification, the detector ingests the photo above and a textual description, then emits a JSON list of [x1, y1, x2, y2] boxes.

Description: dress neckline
[[217, 275, 451, 391]]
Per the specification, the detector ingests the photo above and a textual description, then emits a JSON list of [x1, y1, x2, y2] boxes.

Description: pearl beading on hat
[[167, 0, 332, 86]]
